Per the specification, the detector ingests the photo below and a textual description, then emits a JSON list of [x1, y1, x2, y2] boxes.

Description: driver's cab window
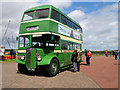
[[19, 36, 30, 47], [32, 34, 59, 48], [20, 37, 24, 47]]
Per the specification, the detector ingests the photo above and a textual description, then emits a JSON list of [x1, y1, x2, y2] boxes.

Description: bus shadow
[[16, 64, 89, 77], [16, 69, 51, 77], [60, 67, 74, 72], [80, 63, 88, 65]]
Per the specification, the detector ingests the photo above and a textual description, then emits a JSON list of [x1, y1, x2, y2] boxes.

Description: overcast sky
[[0, 0, 119, 51]]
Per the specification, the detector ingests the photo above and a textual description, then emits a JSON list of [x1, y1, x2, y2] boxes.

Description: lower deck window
[[32, 34, 60, 48], [61, 40, 81, 50]]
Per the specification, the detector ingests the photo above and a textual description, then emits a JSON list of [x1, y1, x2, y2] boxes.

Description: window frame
[[61, 40, 80, 50], [51, 9, 60, 21], [19, 36, 30, 48], [22, 11, 35, 21], [61, 14, 67, 25], [35, 8, 49, 19]]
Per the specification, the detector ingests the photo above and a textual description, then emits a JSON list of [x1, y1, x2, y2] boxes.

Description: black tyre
[[46, 59, 58, 77], [18, 63, 28, 74]]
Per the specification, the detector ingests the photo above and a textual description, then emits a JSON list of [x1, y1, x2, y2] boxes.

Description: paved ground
[[81, 56, 118, 88], [2, 62, 100, 88], [2, 56, 118, 88]]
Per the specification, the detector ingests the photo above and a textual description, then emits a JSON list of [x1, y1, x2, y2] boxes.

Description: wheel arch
[[51, 57, 60, 71]]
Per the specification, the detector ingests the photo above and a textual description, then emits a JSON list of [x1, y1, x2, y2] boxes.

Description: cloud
[[1, 0, 40, 2], [68, 3, 118, 50], [1, 2, 40, 48], [48, 0, 72, 9], [68, 10, 85, 22]]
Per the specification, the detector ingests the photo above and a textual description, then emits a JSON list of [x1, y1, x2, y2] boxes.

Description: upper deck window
[[23, 11, 34, 21], [73, 23, 77, 30], [51, 10, 60, 21], [35, 9, 49, 19], [67, 19, 72, 28], [61, 15, 67, 25]]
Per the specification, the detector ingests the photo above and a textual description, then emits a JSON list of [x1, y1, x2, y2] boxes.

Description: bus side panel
[[57, 52, 72, 68], [37, 55, 59, 66], [49, 21, 58, 33], [67, 52, 73, 64]]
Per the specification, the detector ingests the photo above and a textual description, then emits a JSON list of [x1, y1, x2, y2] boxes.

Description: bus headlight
[[37, 55, 42, 61], [21, 55, 25, 60]]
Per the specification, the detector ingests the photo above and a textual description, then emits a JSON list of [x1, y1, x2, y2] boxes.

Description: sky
[[0, 0, 119, 51]]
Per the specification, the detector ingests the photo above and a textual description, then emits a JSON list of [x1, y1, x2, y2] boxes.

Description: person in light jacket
[[77, 50, 81, 72], [71, 48, 78, 72]]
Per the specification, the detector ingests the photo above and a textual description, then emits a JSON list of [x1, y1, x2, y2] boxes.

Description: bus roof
[[24, 5, 81, 28]]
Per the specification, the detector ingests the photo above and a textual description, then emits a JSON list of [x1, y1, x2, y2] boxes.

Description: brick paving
[[81, 56, 118, 88]]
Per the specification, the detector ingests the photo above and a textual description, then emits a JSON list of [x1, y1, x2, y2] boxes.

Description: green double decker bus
[[17, 5, 83, 76]]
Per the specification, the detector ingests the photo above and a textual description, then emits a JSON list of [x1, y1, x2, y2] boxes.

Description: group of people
[[105, 50, 120, 60], [0, 49, 16, 60], [113, 50, 119, 60], [71, 48, 92, 72], [85, 49, 92, 66]]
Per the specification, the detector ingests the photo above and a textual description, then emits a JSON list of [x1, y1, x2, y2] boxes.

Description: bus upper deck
[[19, 5, 82, 42]]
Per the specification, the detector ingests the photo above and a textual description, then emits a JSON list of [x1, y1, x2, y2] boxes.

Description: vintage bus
[[17, 5, 83, 76]]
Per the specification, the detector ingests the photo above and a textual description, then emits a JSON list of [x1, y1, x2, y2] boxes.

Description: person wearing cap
[[87, 49, 92, 66], [71, 48, 78, 72]]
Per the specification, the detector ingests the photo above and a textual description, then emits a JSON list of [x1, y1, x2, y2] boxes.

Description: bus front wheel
[[46, 59, 58, 77], [18, 63, 28, 74]]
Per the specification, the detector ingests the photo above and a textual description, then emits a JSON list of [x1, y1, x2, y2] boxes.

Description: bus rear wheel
[[18, 63, 28, 74], [46, 59, 58, 77]]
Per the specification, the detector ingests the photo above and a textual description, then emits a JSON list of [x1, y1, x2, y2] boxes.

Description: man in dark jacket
[[10, 49, 13, 60], [115, 51, 118, 60], [71, 48, 78, 72], [85, 49, 88, 64]]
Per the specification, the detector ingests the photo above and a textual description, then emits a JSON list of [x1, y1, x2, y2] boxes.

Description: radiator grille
[[26, 49, 31, 68]]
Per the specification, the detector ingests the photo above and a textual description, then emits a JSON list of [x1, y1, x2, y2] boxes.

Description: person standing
[[77, 50, 81, 72], [0, 50, 5, 60], [118, 52, 120, 59], [87, 49, 92, 66], [10, 49, 13, 60], [71, 48, 78, 72], [115, 51, 118, 60], [113, 50, 115, 57], [105, 51, 108, 57], [85, 49, 88, 64], [13, 50, 16, 59]]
